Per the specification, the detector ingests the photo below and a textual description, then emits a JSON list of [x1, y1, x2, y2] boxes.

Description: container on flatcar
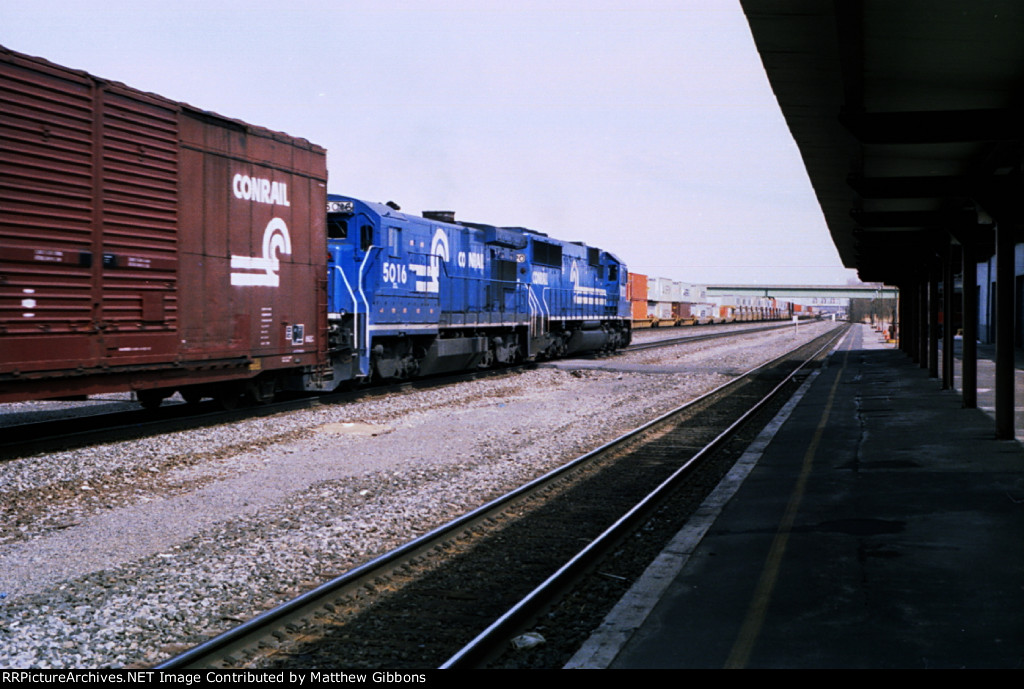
[[627, 273, 650, 323], [714, 297, 737, 323], [0, 46, 329, 406], [671, 301, 696, 325], [681, 283, 708, 302], [679, 283, 712, 324], [627, 272, 648, 305], [651, 301, 674, 322], [690, 303, 715, 324], [649, 277, 675, 303], [631, 299, 648, 321]]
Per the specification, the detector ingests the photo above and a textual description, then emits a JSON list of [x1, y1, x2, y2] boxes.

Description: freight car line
[[0, 396, 319, 461], [625, 321, 803, 352], [1, 320, 804, 459], [155, 324, 847, 670], [0, 363, 532, 461], [3, 47, 631, 413]]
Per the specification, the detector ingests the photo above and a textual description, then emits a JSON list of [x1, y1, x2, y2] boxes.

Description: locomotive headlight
[[327, 200, 354, 214]]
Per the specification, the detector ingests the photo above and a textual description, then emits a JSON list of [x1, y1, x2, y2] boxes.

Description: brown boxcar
[[0, 46, 329, 406]]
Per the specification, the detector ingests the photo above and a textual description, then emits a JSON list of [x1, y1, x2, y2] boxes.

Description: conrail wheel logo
[[231, 218, 292, 287], [570, 261, 605, 305], [411, 227, 449, 293]]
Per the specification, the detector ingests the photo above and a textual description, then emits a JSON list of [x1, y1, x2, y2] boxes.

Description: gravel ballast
[[0, 321, 841, 668]]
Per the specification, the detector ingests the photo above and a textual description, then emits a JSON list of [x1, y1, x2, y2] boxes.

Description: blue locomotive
[[323, 195, 631, 383]]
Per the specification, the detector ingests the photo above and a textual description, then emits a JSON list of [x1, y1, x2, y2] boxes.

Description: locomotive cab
[[325, 195, 498, 384], [325, 196, 379, 383]]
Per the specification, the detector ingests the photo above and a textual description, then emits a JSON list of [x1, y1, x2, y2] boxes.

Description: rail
[[153, 323, 849, 669]]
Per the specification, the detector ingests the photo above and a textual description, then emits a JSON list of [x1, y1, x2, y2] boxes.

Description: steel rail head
[[440, 324, 849, 668], [157, 324, 849, 669]]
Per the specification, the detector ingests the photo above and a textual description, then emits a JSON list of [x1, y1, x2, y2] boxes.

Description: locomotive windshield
[[327, 217, 348, 239]]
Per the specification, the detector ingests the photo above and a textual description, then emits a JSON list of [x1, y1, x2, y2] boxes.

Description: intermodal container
[[627, 272, 648, 304]]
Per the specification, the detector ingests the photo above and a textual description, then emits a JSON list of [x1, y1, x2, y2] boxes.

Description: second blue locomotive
[[322, 195, 631, 384]]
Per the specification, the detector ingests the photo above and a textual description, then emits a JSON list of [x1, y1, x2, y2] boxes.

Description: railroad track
[[626, 320, 803, 351], [156, 323, 848, 670], [0, 322, 805, 460], [0, 365, 533, 460]]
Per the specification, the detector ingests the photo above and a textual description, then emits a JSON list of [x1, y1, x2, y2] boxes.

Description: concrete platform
[[568, 323, 1024, 669], [952, 339, 1024, 445]]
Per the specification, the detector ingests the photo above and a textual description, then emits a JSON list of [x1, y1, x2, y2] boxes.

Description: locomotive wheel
[[478, 348, 495, 369]]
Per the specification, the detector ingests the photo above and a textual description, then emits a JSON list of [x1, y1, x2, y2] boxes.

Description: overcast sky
[[1, 0, 860, 286]]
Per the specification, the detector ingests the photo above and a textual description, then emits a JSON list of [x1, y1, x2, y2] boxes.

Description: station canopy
[[741, 0, 1024, 284]]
